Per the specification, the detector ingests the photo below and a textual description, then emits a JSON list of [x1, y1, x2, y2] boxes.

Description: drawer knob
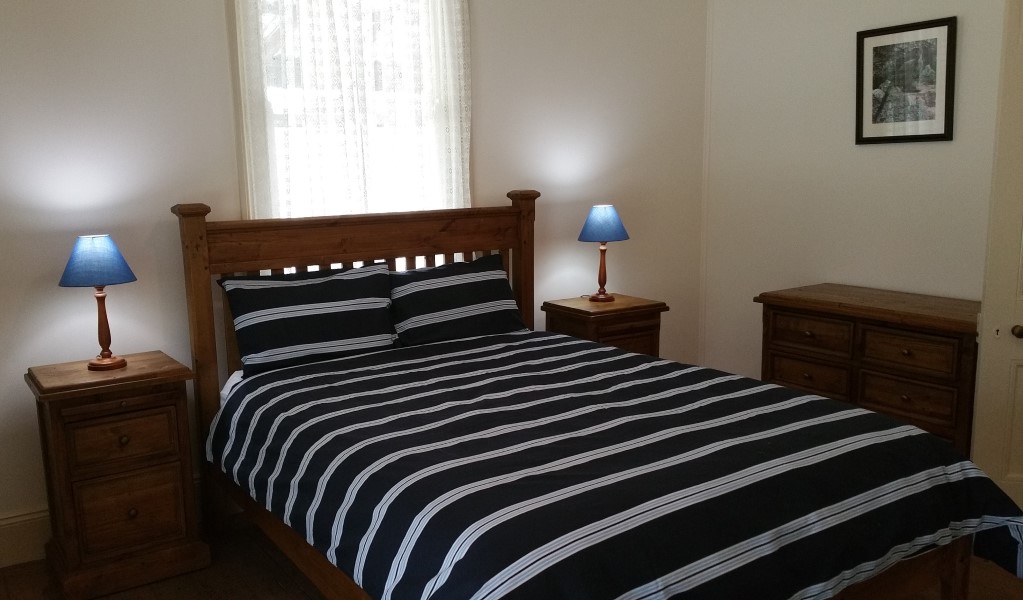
[[802, 372, 813, 380], [802, 330, 814, 338], [901, 348, 913, 357], [118, 435, 131, 447], [1012, 325, 1023, 339], [900, 394, 911, 403], [127, 508, 138, 519]]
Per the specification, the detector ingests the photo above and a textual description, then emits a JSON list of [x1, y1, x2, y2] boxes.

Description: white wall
[[0, 0, 241, 565], [470, 0, 707, 365], [701, 0, 1006, 377]]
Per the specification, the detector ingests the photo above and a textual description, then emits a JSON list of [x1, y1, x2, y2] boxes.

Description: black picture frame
[[856, 17, 957, 144]]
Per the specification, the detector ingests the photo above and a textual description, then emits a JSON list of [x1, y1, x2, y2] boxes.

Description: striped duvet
[[208, 331, 1023, 599]]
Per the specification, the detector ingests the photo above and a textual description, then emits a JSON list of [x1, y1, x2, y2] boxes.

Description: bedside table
[[541, 294, 669, 356], [27, 351, 210, 599]]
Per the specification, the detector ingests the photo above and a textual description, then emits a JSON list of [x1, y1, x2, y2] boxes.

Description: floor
[[0, 517, 323, 600], [2, 520, 1022, 599]]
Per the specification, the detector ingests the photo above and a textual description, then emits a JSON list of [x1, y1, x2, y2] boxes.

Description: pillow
[[390, 253, 526, 345], [219, 264, 396, 376]]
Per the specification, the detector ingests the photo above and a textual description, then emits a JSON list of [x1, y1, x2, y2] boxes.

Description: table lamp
[[578, 205, 629, 302], [59, 234, 137, 370]]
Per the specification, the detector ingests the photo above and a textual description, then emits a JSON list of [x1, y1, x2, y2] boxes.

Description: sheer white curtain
[[235, 0, 471, 218]]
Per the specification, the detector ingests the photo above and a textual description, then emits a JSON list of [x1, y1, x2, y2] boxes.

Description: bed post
[[507, 189, 539, 330], [170, 203, 219, 438]]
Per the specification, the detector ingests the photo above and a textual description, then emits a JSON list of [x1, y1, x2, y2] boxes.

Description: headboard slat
[[204, 209, 522, 274]]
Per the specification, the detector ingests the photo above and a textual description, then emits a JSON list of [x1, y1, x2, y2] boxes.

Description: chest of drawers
[[755, 284, 980, 456], [27, 351, 210, 598]]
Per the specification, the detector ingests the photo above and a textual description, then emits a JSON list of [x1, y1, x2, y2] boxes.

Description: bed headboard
[[172, 189, 539, 436]]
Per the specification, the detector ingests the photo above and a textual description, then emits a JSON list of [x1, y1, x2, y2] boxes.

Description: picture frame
[[856, 17, 957, 144]]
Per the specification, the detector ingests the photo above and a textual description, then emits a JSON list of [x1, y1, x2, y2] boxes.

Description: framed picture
[[856, 17, 957, 144]]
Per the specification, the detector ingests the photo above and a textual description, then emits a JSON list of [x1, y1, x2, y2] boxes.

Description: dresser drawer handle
[[900, 394, 911, 403], [802, 330, 814, 338], [127, 508, 138, 519], [118, 435, 131, 448], [802, 372, 813, 380], [901, 348, 913, 357]]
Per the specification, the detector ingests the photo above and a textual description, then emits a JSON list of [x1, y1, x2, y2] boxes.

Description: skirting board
[[0, 509, 49, 568]]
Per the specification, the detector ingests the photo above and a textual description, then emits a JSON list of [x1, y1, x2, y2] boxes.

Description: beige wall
[[701, 0, 1006, 377], [470, 0, 707, 365]]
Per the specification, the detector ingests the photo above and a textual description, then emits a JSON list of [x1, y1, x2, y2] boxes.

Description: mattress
[[208, 330, 1023, 600]]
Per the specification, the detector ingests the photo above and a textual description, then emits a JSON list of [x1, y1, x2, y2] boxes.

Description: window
[[234, 0, 471, 218]]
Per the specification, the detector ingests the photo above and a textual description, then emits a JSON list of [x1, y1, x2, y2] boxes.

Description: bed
[[173, 189, 1022, 600]]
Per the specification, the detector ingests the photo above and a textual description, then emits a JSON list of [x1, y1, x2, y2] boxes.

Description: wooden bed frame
[[171, 188, 970, 600]]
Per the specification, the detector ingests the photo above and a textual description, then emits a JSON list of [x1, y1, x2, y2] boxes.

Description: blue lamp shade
[[59, 235, 137, 288], [577, 205, 629, 243]]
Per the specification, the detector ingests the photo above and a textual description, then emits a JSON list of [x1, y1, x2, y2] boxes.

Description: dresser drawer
[[861, 326, 958, 379], [74, 463, 187, 559], [67, 407, 178, 476], [768, 311, 853, 357], [767, 353, 851, 399], [858, 371, 957, 429]]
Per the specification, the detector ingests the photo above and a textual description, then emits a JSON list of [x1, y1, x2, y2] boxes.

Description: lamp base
[[88, 355, 128, 371], [588, 292, 616, 302]]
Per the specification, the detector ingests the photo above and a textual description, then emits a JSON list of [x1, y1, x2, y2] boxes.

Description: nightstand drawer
[[858, 371, 957, 428], [769, 311, 853, 357], [597, 318, 660, 337], [68, 407, 179, 475], [601, 332, 659, 356], [767, 353, 850, 399], [60, 387, 181, 420], [861, 326, 958, 378], [545, 315, 589, 340], [75, 463, 187, 558]]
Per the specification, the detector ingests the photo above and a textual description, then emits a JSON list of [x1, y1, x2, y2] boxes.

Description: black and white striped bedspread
[[208, 331, 1023, 600]]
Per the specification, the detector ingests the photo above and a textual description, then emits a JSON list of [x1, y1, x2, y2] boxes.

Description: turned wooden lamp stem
[[90, 285, 127, 370], [591, 243, 613, 302]]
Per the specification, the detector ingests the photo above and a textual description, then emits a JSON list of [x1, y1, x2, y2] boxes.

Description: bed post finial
[[507, 190, 539, 330], [171, 203, 219, 438]]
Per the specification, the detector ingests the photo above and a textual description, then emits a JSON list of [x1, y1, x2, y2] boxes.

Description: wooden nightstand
[[541, 294, 669, 356], [27, 351, 210, 599]]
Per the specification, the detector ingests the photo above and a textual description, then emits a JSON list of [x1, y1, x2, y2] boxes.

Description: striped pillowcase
[[390, 254, 526, 345], [219, 264, 396, 376]]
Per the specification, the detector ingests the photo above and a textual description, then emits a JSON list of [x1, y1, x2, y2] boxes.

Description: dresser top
[[754, 283, 980, 334]]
